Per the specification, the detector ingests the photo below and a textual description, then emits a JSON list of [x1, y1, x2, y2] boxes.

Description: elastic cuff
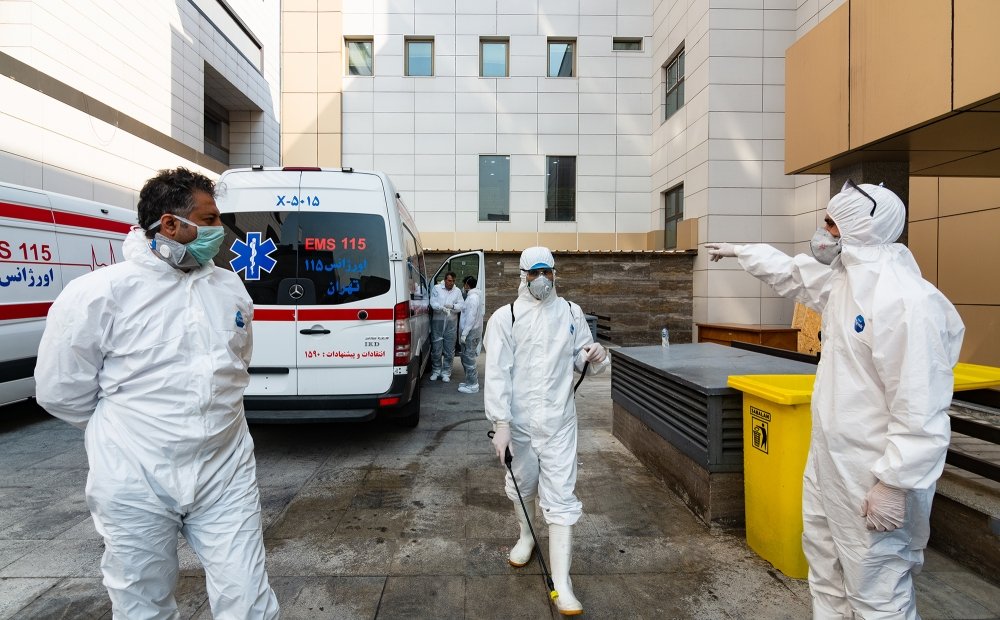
[[493, 420, 510, 430]]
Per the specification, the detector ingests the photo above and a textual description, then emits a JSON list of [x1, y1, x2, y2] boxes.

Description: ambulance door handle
[[300, 327, 331, 335]]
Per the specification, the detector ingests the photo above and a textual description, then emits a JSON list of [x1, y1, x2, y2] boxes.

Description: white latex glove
[[445, 303, 454, 310], [705, 242, 739, 262], [582, 342, 606, 364], [861, 481, 906, 532], [460, 331, 468, 345], [492, 422, 511, 465]]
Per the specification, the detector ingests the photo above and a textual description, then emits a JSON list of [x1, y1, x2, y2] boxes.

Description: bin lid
[[953, 363, 1000, 391], [727, 374, 815, 405]]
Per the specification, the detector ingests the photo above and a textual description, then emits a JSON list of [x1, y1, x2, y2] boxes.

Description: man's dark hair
[[137, 168, 216, 238], [464, 275, 477, 288], [445, 271, 457, 280]]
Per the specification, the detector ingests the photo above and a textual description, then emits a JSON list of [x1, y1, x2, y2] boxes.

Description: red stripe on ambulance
[[0, 302, 53, 320]]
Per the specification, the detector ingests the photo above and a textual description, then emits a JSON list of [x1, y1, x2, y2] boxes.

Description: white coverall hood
[[517, 246, 557, 300], [827, 182, 906, 248]]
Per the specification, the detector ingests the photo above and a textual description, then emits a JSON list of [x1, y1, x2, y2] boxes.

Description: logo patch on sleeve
[[854, 315, 865, 333]]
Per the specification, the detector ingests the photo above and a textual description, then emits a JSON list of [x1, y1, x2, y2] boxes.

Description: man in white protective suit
[[706, 181, 964, 619], [483, 246, 610, 616], [429, 271, 464, 382], [457, 275, 485, 394], [35, 168, 279, 619]]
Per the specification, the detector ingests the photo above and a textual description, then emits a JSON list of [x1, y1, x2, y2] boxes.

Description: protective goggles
[[844, 179, 877, 217], [521, 268, 554, 278]]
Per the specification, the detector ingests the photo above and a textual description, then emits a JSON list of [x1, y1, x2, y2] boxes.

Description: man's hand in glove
[[491, 422, 511, 465], [460, 332, 467, 346], [582, 342, 607, 364], [705, 242, 739, 262], [861, 481, 906, 532]]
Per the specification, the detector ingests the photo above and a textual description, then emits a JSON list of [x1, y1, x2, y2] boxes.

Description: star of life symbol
[[230, 232, 277, 281]]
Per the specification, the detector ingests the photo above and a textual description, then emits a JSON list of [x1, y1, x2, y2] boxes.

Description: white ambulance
[[215, 166, 484, 427], [0, 181, 135, 407]]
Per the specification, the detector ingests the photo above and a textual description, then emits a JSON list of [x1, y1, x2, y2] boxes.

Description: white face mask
[[527, 274, 554, 300], [810, 228, 842, 265]]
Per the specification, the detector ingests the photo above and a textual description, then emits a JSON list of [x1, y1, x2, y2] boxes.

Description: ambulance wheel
[[395, 378, 421, 428]]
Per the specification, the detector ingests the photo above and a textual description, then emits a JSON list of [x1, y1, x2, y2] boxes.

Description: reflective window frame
[[480, 37, 509, 77], [479, 155, 510, 222], [547, 38, 576, 78], [405, 37, 434, 77], [545, 155, 576, 222], [346, 38, 374, 76]]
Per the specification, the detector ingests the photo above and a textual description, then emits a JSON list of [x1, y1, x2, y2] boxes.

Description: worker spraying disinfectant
[[483, 247, 610, 615]]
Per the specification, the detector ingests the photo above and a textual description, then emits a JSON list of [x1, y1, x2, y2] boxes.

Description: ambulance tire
[[394, 375, 421, 428]]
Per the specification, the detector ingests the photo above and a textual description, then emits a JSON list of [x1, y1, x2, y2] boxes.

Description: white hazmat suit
[[35, 229, 279, 619], [483, 246, 609, 616], [709, 184, 964, 619], [429, 279, 465, 380]]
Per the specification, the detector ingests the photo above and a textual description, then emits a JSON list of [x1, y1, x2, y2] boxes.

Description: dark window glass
[[664, 185, 684, 250], [613, 38, 642, 51], [217, 211, 390, 306], [479, 155, 510, 221], [545, 156, 576, 222], [664, 50, 685, 120]]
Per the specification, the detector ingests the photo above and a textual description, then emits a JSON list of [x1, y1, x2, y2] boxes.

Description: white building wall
[[0, 0, 280, 209], [648, 0, 806, 334], [340, 0, 654, 248]]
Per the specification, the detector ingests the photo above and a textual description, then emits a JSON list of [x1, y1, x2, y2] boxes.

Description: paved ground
[[2, 355, 999, 619]]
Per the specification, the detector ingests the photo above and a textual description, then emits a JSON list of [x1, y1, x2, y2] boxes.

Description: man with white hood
[[35, 168, 279, 619], [457, 275, 485, 394], [706, 181, 964, 619], [483, 246, 610, 616]]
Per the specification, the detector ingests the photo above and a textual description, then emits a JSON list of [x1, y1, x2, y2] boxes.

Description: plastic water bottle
[[661, 327, 670, 348]]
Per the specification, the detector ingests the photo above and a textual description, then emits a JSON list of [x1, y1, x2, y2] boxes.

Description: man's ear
[[158, 213, 179, 238]]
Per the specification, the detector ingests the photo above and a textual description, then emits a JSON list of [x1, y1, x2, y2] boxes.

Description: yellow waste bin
[[953, 362, 1000, 391], [727, 374, 815, 579], [727, 362, 1000, 580]]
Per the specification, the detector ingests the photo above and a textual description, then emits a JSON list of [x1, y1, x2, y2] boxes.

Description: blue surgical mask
[[170, 215, 224, 265]]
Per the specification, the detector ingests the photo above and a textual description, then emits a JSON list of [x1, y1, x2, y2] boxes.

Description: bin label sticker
[[750, 405, 770, 454]]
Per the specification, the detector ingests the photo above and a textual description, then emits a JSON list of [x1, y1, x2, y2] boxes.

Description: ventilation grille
[[612, 354, 744, 473]]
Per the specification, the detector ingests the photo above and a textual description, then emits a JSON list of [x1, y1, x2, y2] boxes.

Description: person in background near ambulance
[[34, 168, 279, 619], [429, 270, 463, 382], [484, 246, 609, 616], [706, 181, 964, 620], [458, 275, 485, 394]]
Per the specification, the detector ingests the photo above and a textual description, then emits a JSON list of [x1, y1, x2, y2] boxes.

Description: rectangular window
[[204, 95, 230, 165], [664, 49, 685, 121], [547, 39, 575, 77], [664, 185, 684, 250], [613, 37, 642, 51], [545, 156, 576, 222], [480, 38, 509, 77], [405, 37, 434, 76], [346, 38, 374, 76], [479, 155, 510, 222]]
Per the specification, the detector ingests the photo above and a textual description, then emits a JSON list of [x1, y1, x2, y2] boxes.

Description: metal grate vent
[[612, 354, 744, 473]]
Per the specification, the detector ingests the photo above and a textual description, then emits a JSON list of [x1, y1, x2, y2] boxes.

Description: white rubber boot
[[508, 498, 536, 567], [548, 523, 583, 615]]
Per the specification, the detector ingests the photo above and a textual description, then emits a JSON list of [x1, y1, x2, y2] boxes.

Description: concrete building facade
[[0, 0, 281, 209], [283, 0, 998, 363]]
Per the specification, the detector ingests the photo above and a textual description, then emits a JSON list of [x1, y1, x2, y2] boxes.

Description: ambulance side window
[[402, 225, 425, 299]]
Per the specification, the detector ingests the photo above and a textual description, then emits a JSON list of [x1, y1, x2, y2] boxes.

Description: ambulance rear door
[[294, 170, 396, 397]]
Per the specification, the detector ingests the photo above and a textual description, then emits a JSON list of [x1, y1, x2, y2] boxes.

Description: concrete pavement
[[1, 355, 999, 619]]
